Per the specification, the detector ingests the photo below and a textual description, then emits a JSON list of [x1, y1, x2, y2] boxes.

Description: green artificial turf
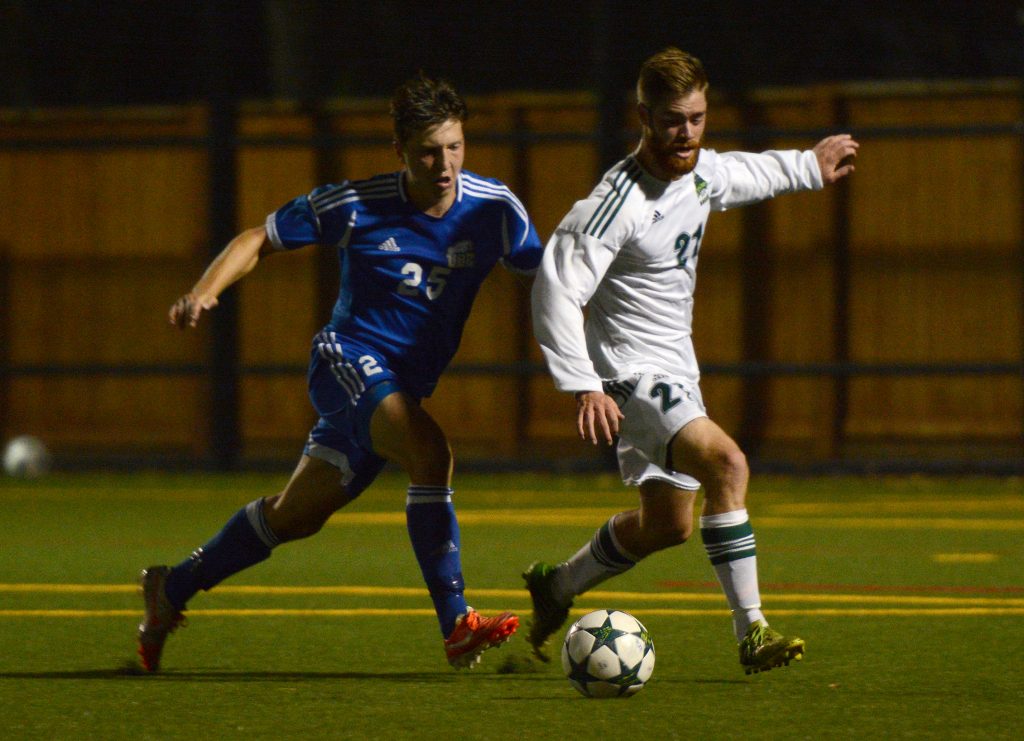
[[1, 472, 1022, 739]]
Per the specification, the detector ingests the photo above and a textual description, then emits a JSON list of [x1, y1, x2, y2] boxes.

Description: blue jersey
[[266, 169, 543, 398]]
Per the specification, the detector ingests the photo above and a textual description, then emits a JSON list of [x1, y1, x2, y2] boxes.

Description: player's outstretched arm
[[169, 225, 273, 329], [575, 390, 624, 446], [813, 134, 859, 185]]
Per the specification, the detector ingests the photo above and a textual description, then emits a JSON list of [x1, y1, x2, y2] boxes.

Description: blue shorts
[[303, 331, 404, 498]]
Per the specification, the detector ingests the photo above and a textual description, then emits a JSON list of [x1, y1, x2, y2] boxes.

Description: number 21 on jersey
[[673, 224, 704, 270]]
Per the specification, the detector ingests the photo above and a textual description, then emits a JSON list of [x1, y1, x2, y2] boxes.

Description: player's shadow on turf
[[694, 678, 750, 685], [0, 669, 453, 683], [0, 671, 749, 685]]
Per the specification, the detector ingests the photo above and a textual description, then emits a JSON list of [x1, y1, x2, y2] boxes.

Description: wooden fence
[[1, 81, 1021, 469]]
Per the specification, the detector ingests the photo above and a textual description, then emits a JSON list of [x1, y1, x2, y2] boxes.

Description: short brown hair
[[390, 73, 468, 144], [636, 47, 708, 107]]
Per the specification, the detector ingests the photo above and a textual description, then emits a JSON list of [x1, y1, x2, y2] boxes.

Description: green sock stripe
[[700, 521, 753, 545], [590, 519, 635, 570], [707, 547, 757, 565], [701, 521, 756, 565]]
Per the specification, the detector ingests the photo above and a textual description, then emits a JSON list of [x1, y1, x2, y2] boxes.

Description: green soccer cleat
[[739, 620, 805, 675], [521, 561, 572, 662]]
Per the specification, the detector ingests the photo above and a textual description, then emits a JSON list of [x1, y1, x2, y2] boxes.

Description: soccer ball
[[562, 609, 655, 698], [3, 435, 52, 478]]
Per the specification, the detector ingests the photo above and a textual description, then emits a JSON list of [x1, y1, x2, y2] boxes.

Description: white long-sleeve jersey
[[532, 148, 823, 393]]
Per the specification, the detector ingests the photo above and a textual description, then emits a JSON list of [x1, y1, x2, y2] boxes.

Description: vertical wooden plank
[[1018, 85, 1024, 458], [844, 86, 1023, 447], [830, 95, 852, 459], [236, 109, 320, 456], [736, 94, 772, 457], [0, 243, 9, 442]]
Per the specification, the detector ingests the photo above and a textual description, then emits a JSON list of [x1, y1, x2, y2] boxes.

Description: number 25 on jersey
[[398, 262, 451, 300]]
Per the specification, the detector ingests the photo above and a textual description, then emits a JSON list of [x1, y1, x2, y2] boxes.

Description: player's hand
[[813, 134, 859, 184], [168, 293, 219, 329], [575, 390, 624, 446]]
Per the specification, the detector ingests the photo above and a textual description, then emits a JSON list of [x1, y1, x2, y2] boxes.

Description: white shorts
[[604, 372, 707, 490]]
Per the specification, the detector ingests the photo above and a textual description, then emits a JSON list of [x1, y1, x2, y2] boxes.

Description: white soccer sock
[[551, 515, 639, 605], [700, 508, 766, 641]]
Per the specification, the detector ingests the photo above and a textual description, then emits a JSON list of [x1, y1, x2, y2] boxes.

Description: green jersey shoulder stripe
[[582, 158, 642, 239], [582, 158, 642, 238]]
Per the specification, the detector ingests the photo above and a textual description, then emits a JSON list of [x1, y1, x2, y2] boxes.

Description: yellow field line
[[611, 608, 1024, 617], [2, 584, 1022, 606], [324, 509, 1024, 530], [3, 607, 1024, 618], [582, 591, 1024, 607], [0, 584, 425, 597], [495, 492, 1024, 511], [0, 609, 436, 618], [755, 517, 1024, 531], [932, 553, 998, 563], [767, 499, 1024, 515]]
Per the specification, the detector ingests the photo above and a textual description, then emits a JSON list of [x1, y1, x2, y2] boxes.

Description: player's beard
[[647, 133, 702, 178]]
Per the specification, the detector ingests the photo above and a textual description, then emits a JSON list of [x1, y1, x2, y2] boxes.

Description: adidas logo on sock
[[378, 237, 400, 252], [432, 540, 459, 555]]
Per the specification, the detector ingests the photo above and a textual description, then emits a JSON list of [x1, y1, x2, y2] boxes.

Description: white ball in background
[[3, 435, 53, 478]]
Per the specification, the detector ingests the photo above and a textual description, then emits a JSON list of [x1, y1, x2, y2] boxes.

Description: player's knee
[[277, 517, 326, 540], [670, 518, 694, 545], [405, 438, 453, 485], [642, 514, 693, 548], [263, 493, 332, 541], [710, 446, 748, 486]]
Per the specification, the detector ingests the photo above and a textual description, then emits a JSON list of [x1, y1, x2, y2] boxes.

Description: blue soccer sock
[[405, 485, 467, 637], [163, 498, 281, 611]]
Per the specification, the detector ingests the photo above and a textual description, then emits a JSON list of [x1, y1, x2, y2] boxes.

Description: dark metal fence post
[[591, 0, 626, 174], [204, 1, 241, 469], [590, 0, 626, 470], [512, 106, 533, 452]]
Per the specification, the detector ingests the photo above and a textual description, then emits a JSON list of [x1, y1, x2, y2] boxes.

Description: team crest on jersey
[[446, 240, 475, 268], [694, 174, 709, 204]]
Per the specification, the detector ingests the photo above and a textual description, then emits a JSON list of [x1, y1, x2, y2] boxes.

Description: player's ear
[[393, 138, 405, 162], [636, 103, 651, 128]]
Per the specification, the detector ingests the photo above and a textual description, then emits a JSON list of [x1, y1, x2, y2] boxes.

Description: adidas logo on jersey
[[378, 237, 400, 252], [652, 210, 664, 223]]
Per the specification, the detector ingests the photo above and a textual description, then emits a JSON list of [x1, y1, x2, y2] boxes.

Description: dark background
[[1, 0, 1022, 108]]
